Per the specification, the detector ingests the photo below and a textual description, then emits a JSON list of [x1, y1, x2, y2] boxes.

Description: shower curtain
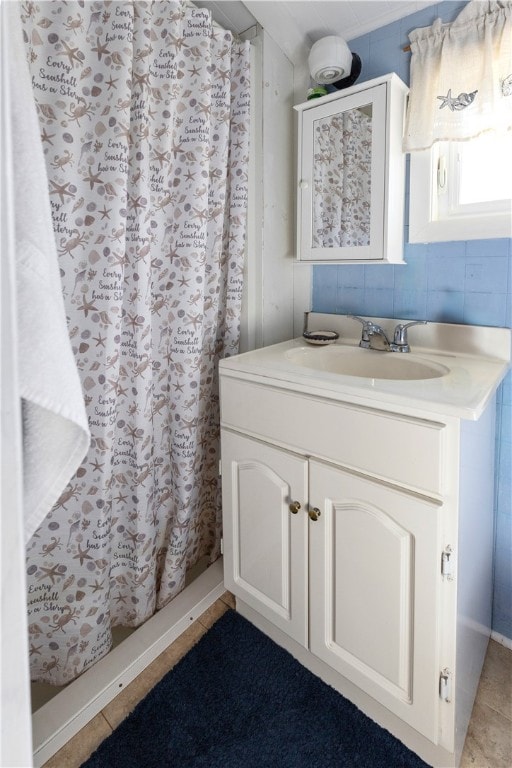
[[21, 0, 250, 685]]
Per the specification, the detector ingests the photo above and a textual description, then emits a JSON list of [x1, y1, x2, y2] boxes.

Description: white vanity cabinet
[[222, 427, 442, 741], [308, 460, 442, 742], [219, 340, 503, 768], [294, 73, 408, 263], [221, 431, 309, 647]]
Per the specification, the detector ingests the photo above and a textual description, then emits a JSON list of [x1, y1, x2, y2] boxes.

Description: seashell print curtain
[[21, 0, 250, 685], [403, 0, 512, 151]]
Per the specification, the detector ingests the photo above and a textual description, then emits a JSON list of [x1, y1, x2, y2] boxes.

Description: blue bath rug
[[82, 609, 431, 767]]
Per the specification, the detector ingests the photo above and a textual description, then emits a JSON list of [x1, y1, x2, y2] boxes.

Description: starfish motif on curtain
[[437, 89, 478, 111], [73, 544, 93, 565], [92, 36, 111, 60], [57, 40, 83, 67], [83, 170, 104, 190], [49, 180, 75, 203], [41, 128, 55, 145]]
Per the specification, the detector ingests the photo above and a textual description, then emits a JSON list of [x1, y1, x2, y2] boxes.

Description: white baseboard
[[491, 630, 512, 651], [32, 559, 225, 767]]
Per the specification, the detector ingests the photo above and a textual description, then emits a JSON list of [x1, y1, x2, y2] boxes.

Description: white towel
[[6, 2, 90, 543]]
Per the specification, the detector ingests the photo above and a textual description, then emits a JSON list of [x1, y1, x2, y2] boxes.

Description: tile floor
[[41, 594, 512, 768]]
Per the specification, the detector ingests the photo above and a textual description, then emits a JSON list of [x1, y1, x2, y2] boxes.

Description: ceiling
[[196, 1, 437, 60]]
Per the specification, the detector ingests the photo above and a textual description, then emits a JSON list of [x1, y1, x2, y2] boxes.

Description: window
[[408, 132, 512, 243]]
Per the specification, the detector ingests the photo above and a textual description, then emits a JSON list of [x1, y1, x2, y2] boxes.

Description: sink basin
[[285, 345, 449, 381]]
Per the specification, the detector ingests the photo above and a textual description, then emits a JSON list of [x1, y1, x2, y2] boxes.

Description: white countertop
[[220, 315, 511, 421]]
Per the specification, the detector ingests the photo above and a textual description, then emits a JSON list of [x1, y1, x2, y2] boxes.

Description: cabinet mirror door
[[312, 105, 372, 248], [299, 84, 387, 262]]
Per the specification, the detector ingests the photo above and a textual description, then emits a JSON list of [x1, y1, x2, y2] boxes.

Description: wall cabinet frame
[[294, 73, 408, 264]]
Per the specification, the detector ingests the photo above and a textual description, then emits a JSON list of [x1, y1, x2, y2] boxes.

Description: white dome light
[[308, 36, 353, 84]]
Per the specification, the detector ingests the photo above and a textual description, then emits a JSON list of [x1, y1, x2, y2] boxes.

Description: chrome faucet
[[348, 316, 391, 350], [349, 316, 427, 353], [389, 320, 427, 352]]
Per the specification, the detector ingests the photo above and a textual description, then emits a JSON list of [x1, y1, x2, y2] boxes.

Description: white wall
[[292, 55, 313, 337], [242, 28, 297, 350], [260, 30, 296, 346], [243, 2, 315, 343]]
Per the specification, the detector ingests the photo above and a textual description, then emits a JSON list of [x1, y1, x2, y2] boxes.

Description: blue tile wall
[[312, 1, 512, 641]]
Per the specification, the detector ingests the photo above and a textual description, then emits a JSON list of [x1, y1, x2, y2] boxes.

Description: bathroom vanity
[[219, 314, 511, 768]]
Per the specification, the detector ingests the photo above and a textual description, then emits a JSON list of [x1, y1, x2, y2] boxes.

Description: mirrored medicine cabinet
[[294, 73, 408, 264]]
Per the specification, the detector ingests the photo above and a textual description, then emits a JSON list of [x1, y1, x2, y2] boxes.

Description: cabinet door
[[298, 84, 387, 262], [309, 460, 441, 741], [221, 431, 309, 646]]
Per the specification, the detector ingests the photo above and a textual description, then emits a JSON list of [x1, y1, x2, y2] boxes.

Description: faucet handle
[[348, 314, 370, 327], [392, 320, 427, 350], [348, 315, 371, 346], [348, 315, 371, 334]]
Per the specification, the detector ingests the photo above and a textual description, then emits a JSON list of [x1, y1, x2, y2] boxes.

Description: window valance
[[403, 1, 512, 151]]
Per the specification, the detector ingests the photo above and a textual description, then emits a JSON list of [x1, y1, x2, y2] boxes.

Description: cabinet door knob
[[308, 507, 321, 521], [299, 180, 309, 190], [289, 501, 301, 514]]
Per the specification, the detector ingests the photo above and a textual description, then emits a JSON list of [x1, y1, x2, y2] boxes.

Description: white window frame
[[409, 136, 512, 243]]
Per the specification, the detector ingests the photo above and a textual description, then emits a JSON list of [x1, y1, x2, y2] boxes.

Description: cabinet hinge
[[220, 537, 224, 555], [439, 668, 452, 702], [218, 459, 222, 477], [441, 545, 454, 580]]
